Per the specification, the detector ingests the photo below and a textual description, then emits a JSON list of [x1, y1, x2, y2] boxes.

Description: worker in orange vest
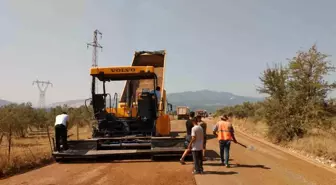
[[213, 113, 237, 167]]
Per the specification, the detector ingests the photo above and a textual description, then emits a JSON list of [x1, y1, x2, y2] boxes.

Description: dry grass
[[232, 118, 268, 138], [0, 136, 52, 178], [230, 118, 336, 161], [0, 125, 92, 178], [289, 134, 336, 161]]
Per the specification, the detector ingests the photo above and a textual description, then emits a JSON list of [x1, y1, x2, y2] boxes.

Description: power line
[[87, 29, 103, 93], [32, 80, 53, 108]]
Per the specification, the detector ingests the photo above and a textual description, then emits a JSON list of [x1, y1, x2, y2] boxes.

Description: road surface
[[1, 119, 336, 185], [196, 118, 336, 185]]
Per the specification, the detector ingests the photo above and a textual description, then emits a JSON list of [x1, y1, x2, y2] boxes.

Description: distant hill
[[0, 99, 12, 107], [167, 90, 263, 112], [46, 90, 263, 113]]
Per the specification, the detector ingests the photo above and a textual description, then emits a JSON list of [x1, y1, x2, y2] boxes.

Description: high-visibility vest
[[217, 121, 233, 141]]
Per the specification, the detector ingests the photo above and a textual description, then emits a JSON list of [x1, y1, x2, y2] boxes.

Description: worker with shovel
[[213, 113, 238, 167]]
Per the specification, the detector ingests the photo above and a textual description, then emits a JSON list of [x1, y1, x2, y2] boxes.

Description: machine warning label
[[110, 68, 136, 73]]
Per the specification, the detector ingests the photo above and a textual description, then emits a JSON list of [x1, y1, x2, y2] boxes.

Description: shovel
[[237, 142, 255, 151]]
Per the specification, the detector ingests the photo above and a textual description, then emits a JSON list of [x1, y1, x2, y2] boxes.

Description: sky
[[0, 0, 335, 107]]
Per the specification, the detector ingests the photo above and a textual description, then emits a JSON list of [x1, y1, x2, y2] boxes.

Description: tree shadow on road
[[231, 164, 271, 169], [57, 158, 152, 164], [204, 163, 270, 170], [202, 171, 238, 175]]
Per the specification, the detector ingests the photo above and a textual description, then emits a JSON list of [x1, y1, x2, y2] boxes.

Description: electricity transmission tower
[[32, 80, 53, 108], [87, 29, 103, 93]]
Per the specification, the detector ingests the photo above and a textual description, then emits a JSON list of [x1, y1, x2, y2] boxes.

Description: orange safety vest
[[217, 121, 233, 141]]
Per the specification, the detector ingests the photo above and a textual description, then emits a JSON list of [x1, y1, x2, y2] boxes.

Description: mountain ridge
[[166, 90, 263, 112], [0, 99, 12, 107]]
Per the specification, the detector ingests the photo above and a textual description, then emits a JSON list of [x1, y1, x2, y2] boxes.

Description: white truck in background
[[176, 106, 190, 120]]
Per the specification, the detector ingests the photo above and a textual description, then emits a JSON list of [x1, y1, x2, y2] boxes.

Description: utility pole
[[32, 80, 53, 108], [87, 29, 103, 93]]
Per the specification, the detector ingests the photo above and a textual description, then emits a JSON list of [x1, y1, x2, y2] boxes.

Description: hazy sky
[[1, 0, 335, 106]]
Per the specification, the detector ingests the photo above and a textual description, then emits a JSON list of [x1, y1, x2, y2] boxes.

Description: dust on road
[[1, 119, 336, 185]]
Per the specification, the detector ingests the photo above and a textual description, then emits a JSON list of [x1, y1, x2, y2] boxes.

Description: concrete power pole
[[32, 80, 53, 108], [87, 29, 103, 93]]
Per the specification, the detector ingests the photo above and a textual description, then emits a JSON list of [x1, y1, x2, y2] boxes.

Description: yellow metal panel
[[156, 114, 171, 136], [106, 107, 138, 117], [90, 66, 155, 76]]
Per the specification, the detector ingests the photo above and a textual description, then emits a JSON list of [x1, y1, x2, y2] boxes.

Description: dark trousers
[[219, 140, 231, 165], [184, 135, 192, 148], [192, 150, 203, 172], [55, 124, 67, 151]]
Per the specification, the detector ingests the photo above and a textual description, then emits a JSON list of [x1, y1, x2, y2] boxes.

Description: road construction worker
[[188, 117, 204, 174], [213, 113, 238, 167], [180, 111, 195, 164], [54, 112, 69, 151], [150, 86, 161, 104], [197, 114, 207, 161]]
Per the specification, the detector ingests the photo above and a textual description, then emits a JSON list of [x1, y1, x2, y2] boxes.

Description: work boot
[[192, 170, 200, 174]]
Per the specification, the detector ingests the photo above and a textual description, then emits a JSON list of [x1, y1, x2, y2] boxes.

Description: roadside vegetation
[[216, 45, 336, 162], [0, 104, 93, 178]]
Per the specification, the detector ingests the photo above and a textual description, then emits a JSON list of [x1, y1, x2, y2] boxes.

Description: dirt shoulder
[[223, 118, 336, 172], [235, 124, 336, 175], [232, 118, 336, 168]]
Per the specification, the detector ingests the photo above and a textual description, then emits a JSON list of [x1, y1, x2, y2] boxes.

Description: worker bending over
[[180, 111, 195, 164], [54, 112, 69, 151], [213, 113, 237, 167]]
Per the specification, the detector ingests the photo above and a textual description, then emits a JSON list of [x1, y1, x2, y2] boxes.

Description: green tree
[[258, 45, 336, 142], [215, 45, 336, 144], [288, 45, 336, 129]]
